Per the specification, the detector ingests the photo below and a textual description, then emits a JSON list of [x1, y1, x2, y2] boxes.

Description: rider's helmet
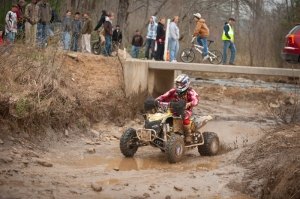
[[175, 74, 190, 95]]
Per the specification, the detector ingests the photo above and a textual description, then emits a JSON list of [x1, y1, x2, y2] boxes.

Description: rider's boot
[[183, 124, 192, 144]]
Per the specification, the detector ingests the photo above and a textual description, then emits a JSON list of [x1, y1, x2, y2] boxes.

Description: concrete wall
[[123, 60, 148, 97], [123, 60, 176, 97]]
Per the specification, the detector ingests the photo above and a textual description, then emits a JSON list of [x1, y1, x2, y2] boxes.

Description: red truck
[[282, 24, 300, 63]]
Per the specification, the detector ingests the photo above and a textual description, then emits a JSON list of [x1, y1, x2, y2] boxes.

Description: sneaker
[[203, 55, 210, 61], [171, 60, 177, 63], [229, 63, 235, 65]]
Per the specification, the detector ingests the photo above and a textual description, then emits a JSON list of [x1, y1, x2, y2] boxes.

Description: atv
[[120, 98, 219, 163]]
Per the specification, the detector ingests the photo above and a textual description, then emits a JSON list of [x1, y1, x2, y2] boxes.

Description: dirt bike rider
[[156, 74, 199, 143]]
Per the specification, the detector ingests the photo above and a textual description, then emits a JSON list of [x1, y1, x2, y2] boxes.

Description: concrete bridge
[[123, 59, 300, 97]]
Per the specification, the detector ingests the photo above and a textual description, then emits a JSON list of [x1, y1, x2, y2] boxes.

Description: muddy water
[[56, 154, 219, 172]]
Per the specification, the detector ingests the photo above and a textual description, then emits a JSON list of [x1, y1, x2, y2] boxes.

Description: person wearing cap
[[5, 5, 18, 44], [193, 13, 210, 61], [222, 18, 236, 65]]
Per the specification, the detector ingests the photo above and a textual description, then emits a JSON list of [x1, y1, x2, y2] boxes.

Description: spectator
[[112, 25, 122, 45], [37, 0, 52, 48], [5, 5, 18, 44], [145, 16, 157, 59], [24, 0, 39, 46], [131, 30, 143, 58], [168, 16, 180, 62], [103, 12, 114, 56], [81, 13, 93, 53], [71, 12, 82, 52], [16, 0, 26, 33], [62, 10, 72, 50], [94, 10, 107, 31], [155, 17, 166, 61], [222, 18, 236, 65], [193, 13, 210, 61], [0, 30, 4, 45]]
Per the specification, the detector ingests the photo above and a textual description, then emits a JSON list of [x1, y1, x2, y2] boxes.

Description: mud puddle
[[54, 152, 219, 172]]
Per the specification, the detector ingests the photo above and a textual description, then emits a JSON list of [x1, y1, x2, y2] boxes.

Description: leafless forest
[[61, 0, 300, 67], [2, 0, 300, 66]]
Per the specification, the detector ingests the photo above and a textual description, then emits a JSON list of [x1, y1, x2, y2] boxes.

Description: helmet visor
[[176, 82, 185, 89]]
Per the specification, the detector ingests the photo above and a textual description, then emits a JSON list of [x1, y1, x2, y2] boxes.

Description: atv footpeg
[[136, 129, 156, 142]]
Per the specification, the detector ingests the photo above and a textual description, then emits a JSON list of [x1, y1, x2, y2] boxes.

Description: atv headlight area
[[136, 129, 157, 142], [144, 120, 162, 134]]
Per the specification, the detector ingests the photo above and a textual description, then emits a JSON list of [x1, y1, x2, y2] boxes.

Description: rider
[[156, 74, 199, 143]]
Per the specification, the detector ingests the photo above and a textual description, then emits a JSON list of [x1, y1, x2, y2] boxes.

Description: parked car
[[282, 24, 300, 63]]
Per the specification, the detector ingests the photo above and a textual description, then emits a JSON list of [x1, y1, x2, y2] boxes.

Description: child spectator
[[131, 30, 143, 58], [112, 25, 122, 45], [5, 5, 18, 44]]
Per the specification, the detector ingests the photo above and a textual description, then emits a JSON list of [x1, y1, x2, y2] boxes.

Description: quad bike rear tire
[[198, 132, 219, 156], [166, 134, 185, 163], [120, 128, 138, 157]]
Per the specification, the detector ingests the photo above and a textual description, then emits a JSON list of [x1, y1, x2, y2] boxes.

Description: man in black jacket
[[112, 25, 122, 45], [94, 10, 107, 31], [131, 30, 143, 58], [155, 17, 166, 61]]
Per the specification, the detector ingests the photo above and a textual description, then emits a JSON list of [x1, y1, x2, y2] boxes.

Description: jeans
[[6, 32, 16, 43], [223, 40, 236, 64], [131, 46, 140, 58], [104, 35, 112, 56], [37, 23, 49, 48], [72, 33, 80, 52], [197, 36, 208, 56], [169, 38, 179, 61], [145, 38, 155, 59], [63, 32, 71, 50]]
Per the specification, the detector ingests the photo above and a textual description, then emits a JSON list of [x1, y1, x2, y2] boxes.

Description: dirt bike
[[120, 98, 220, 163]]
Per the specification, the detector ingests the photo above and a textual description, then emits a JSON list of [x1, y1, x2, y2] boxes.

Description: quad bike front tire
[[198, 132, 219, 156], [166, 134, 185, 163], [120, 128, 138, 157]]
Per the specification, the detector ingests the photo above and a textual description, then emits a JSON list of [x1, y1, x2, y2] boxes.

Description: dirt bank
[[233, 125, 300, 199], [0, 46, 136, 141]]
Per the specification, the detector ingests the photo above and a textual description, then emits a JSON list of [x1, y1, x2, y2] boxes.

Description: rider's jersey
[[156, 88, 199, 112]]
